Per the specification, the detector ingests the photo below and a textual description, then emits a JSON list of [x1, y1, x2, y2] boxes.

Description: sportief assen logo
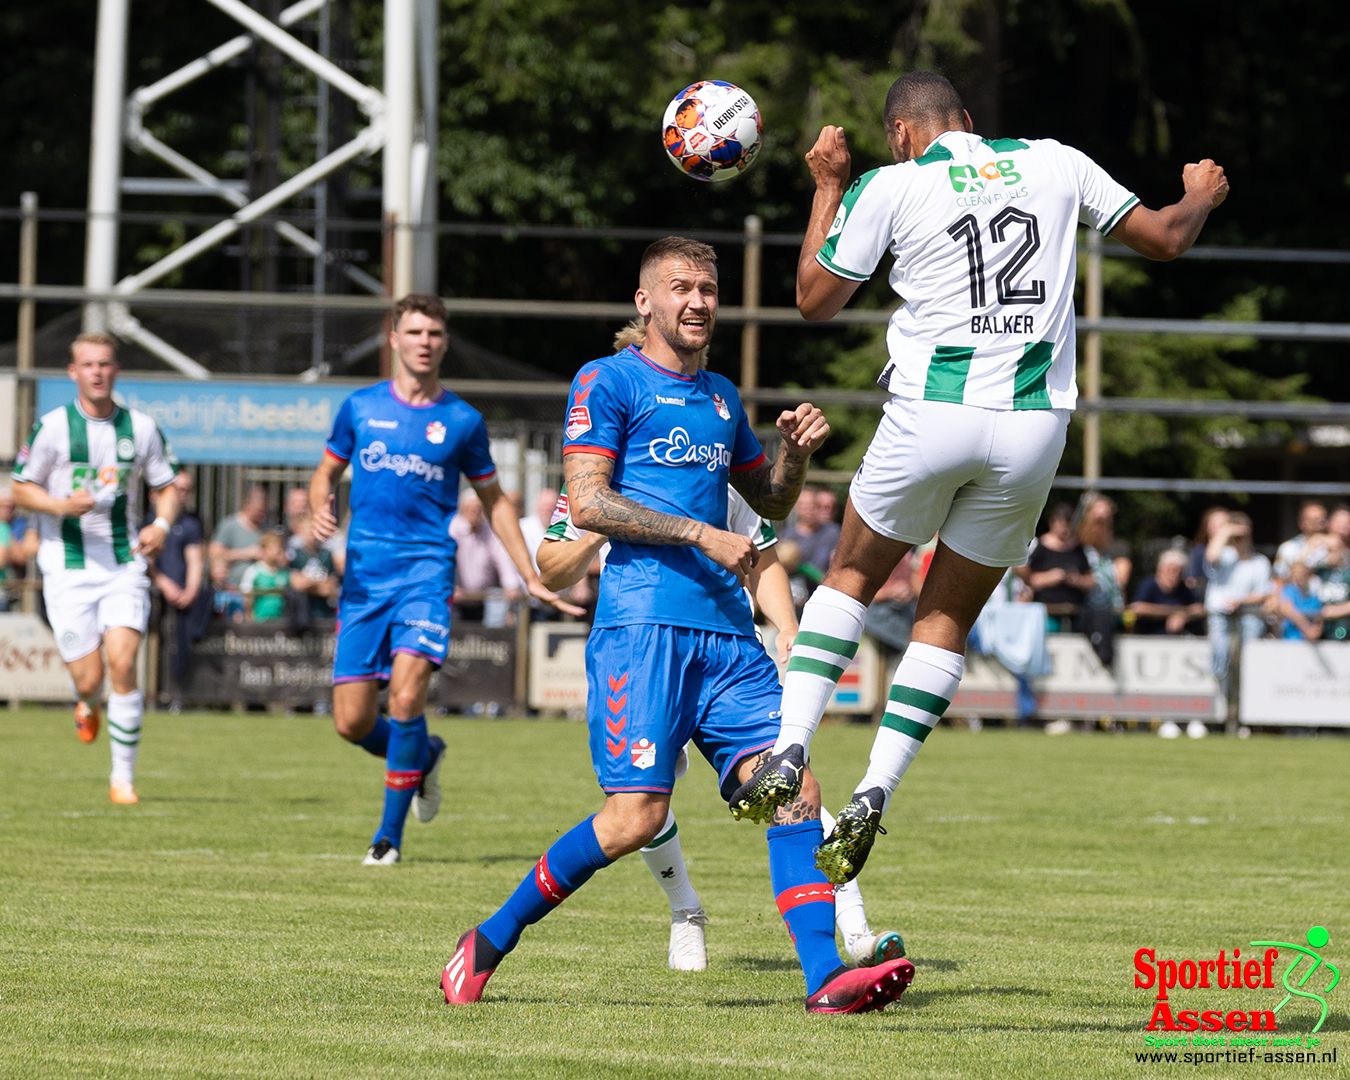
[[648, 427, 732, 471], [1134, 926, 1339, 1060], [358, 441, 445, 482]]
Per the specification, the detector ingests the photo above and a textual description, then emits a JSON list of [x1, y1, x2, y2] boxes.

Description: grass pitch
[[2, 710, 1348, 1080]]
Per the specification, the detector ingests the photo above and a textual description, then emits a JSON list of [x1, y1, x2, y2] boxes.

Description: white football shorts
[[43, 563, 152, 662], [849, 396, 1070, 568]]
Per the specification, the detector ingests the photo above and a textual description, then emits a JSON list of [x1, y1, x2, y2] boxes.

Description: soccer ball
[[661, 81, 762, 182]]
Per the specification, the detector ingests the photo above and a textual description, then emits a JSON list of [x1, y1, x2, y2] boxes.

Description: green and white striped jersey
[[12, 402, 179, 573], [817, 130, 1137, 411], [545, 483, 777, 562]]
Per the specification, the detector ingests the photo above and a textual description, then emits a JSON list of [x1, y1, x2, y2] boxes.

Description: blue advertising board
[[35, 377, 364, 465]]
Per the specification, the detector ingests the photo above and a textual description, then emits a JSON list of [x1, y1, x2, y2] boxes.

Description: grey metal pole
[[740, 215, 762, 426], [17, 193, 38, 441], [412, 0, 439, 294], [312, 0, 330, 376], [84, 0, 130, 333], [1083, 227, 1104, 487], [383, 0, 415, 303]]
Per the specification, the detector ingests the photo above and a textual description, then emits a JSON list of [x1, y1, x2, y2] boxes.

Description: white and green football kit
[[819, 129, 1136, 566], [12, 401, 178, 662]]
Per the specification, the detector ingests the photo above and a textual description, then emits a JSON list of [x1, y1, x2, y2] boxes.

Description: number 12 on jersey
[[947, 208, 1045, 308]]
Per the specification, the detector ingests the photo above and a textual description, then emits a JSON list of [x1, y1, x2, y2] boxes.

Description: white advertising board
[[951, 634, 1219, 720], [1239, 639, 1350, 726], [0, 613, 73, 701]]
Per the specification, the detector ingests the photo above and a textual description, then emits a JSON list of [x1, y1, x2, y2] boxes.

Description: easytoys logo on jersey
[[648, 427, 731, 471], [358, 441, 445, 482]]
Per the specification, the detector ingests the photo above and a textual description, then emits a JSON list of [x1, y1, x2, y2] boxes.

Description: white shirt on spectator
[[1204, 546, 1273, 613], [1274, 533, 1330, 578], [519, 514, 547, 571]]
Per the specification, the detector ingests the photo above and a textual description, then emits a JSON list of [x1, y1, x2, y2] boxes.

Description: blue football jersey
[[326, 381, 497, 593], [562, 345, 766, 635]]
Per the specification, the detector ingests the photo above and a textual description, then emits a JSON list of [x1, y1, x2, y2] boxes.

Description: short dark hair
[[883, 71, 965, 131], [1049, 502, 1075, 523], [639, 236, 717, 285], [392, 293, 448, 329]]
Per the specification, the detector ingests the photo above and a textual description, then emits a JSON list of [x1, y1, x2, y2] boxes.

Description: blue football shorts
[[332, 580, 452, 684], [585, 624, 782, 798]]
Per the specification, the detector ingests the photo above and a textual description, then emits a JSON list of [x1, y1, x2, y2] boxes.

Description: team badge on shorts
[[630, 738, 657, 770], [712, 393, 731, 420], [425, 421, 446, 444], [566, 405, 592, 439]]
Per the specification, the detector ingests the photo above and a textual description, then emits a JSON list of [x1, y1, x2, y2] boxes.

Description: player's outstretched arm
[[731, 404, 829, 521], [478, 480, 586, 617], [750, 545, 800, 663], [796, 126, 865, 321], [536, 531, 608, 592], [1110, 159, 1229, 261], [565, 451, 757, 578]]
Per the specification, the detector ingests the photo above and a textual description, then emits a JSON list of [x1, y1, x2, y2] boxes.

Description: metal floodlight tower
[[81, 0, 439, 379]]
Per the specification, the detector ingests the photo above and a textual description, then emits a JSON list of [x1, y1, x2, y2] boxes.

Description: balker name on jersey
[[817, 130, 1138, 412], [11, 402, 178, 573]]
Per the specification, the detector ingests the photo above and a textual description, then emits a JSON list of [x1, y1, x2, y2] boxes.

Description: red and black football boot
[[805, 956, 915, 1014], [442, 927, 500, 1004]]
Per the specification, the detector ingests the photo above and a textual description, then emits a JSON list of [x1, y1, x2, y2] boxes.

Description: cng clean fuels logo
[[1132, 926, 1340, 1066]]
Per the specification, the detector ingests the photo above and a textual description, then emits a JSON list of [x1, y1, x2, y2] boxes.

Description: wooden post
[[1083, 227, 1103, 487], [514, 601, 531, 715], [17, 192, 37, 441], [740, 215, 762, 425]]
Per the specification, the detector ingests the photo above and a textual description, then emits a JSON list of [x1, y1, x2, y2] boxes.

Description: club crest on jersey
[[566, 405, 592, 440], [116, 437, 135, 460], [425, 420, 446, 444], [712, 393, 731, 420], [630, 738, 656, 770]]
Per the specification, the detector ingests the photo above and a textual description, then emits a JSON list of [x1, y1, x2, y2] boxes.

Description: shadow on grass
[[729, 956, 799, 972]]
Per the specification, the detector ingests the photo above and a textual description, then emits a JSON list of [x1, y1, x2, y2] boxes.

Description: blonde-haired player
[[12, 333, 180, 804]]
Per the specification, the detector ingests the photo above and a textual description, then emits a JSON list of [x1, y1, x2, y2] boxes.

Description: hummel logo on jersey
[[656, 395, 686, 406], [426, 421, 447, 444], [712, 393, 731, 420], [367, 419, 398, 429], [649, 427, 731, 471], [358, 441, 445, 481]]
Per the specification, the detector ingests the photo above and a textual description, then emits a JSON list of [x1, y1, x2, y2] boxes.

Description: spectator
[[1274, 500, 1329, 581], [1279, 559, 1324, 641], [288, 512, 340, 619], [519, 487, 559, 571], [210, 485, 268, 591], [450, 489, 522, 620], [284, 485, 345, 574], [1186, 506, 1230, 592], [150, 470, 213, 678], [1204, 511, 1274, 679], [241, 530, 291, 623], [1077, 495, 1131, 612], [1327, 504, 1350, 549], [0, 487, 17, 610], [1021, 504, 1093, 629], [863, 550, 918, 653], [782, 486, 840, 581], [1129, 549, 1204, 634]]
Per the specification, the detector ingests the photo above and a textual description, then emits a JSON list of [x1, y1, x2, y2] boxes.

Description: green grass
[[2, 711, 1348, 1079]]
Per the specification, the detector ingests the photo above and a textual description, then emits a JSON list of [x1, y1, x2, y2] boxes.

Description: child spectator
[[1279, 559, 1324, 641], [241, 530, 291, 623], [288, 513, 340, 619]]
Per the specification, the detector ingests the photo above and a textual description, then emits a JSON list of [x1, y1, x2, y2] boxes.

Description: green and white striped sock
[[639, 809, 701, 913], [858, 642, 964, 808], [773, 587, 866, 757], [108, 689, 143, 786]]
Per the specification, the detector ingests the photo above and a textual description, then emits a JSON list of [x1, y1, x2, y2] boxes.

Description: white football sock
[[107, 689, 144, 786], [822, 806, 870, 940], [773, 587, 867, 757], [640, 809, 701, 913], [857, 642, 964, 809]]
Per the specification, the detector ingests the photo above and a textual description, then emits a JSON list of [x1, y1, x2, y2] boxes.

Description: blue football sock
[[373, 715, 428, 849], [355, 715, 391, 758], [479, 815, 613, 956], [768, 820, 845, 995]]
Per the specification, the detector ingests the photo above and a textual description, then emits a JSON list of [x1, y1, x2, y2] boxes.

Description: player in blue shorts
[[309, 294, 578, 866], [442, 239, 915, 1013]]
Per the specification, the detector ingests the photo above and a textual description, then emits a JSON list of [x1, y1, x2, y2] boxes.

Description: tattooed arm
[[730, 403, 831, 521], [564, 451, 757, 577]]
